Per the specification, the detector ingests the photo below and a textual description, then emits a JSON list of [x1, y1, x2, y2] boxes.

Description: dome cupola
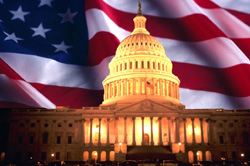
[[102, 1, 180, 106]]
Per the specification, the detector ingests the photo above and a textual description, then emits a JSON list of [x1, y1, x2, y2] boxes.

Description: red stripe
[[86, 32, 250, 68], [31, 83, 104, 108], [194, 0, 250, 27], [28, 62, 250, 110], [195, 0, 250, 27], [194, 0, 220, 9], [85, 0, 227, 41], [173, 62, 250, 97], [86, 32, 119, 66], [226, 9, 250, 27], [0, 58, 24, 80], [0, 101, 32, 108], [232, 38, 250, 60]]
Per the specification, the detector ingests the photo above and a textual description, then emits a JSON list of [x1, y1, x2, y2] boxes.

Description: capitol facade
[[2, 4, 250, 165]]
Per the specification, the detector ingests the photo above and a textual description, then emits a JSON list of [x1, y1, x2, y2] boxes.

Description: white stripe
[[86, 9, 130, 41], [212, 0, 250, 15], [0, 74, 56, 108], [2, 71, 249, 110], [202, 8, 250, 38], [160, 37, 250, 68], [180, 88, 250, 110], [98, 1, 250, 39], [86, 9, 250, 68], [103, 0, 203, 18], [0, 38, 249, 92], [0, 53, 113, 90]]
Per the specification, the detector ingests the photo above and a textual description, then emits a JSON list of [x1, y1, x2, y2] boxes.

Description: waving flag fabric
[[0, 0, 250, 109]]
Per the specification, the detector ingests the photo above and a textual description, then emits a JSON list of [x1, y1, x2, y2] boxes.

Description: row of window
[[19, 122, 74, 128], [120, 42, 161, 49], [111, 61, 169, 73], [217, 122, 248, 128], [14, 151, 71, 161], [17, 134, 73, 145], [218, 132, 249, 144]]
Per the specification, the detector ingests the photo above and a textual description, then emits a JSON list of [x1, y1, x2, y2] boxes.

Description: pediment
[[116, 99, 183, 113]]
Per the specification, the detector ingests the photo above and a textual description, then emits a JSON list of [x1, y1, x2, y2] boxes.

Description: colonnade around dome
[[103, 78, 179, 104]]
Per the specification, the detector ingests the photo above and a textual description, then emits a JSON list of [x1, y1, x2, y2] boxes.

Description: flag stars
[[38, 0, 54, 7], [58, 8, 77, 24], [52, 41, 73, 54], [4, 32, 23, 43], [31, 23, 51, 38], [10, 6, 30, 22]]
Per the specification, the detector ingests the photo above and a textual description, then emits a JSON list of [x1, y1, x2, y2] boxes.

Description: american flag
[[0, 0, 250, 109]]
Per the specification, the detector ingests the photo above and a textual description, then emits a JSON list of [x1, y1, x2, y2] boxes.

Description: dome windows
[[130, 62, 132, 69], [141, 61, 144, 68]]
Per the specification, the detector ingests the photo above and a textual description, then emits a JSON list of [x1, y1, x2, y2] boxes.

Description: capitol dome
[[102, 4, 180, 106]]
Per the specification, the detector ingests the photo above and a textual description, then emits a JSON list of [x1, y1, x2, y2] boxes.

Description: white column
[[90, 118, 93, 145], [159, 79, 163, 96], [191, 118, 196, 144], [176, 118, 180, 143], [206, 119, 210, 144], [150, 117, 154, 145], [132, 117, 136, 145], [124, 117, 127, 144], [183, 118, 187, 144], [98, 118, 101, 145], [82, 119, 85, 145], [118, 80, 121, 97], [166, 81, 169, 97], [115, 118, 118, 143], [200, 118, 204, 144], [168, 117, 172, 145], [159, 117, 163, 145], [142, 117, 145, 145], [107, 118, 110, 145]]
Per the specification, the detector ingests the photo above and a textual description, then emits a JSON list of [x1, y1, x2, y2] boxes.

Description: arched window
[[110, 151, 115, 161], [205, 151, 212, 161], [100, 151, 106, 161], [92, 151, 98, 161], [0, 152, 5, 163], [188, 151, 194, 163], [147, 61, 150, 69], [136, 61, 138, 69], [197, 151, 202, 162], [141, 61, 144, 69], [83, 151, 89, 161]]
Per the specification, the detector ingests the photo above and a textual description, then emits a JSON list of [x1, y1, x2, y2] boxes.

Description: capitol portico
[[2, 2, 250, 165]]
